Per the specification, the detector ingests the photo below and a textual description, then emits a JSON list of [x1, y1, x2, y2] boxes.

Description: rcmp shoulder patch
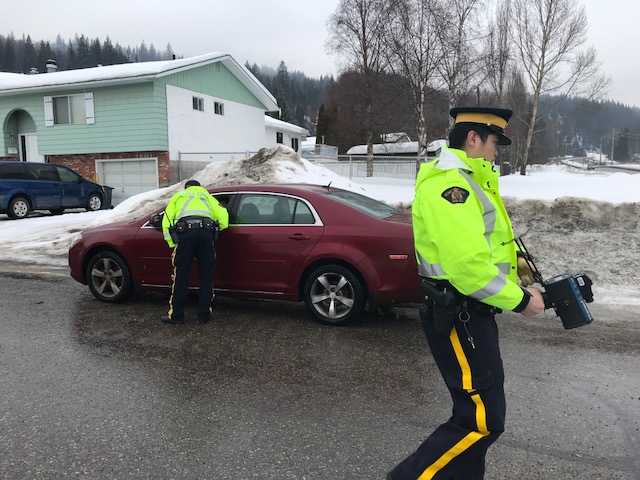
[[441, 186, 470, 204]]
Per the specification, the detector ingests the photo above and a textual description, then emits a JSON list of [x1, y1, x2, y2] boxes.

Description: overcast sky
[[3, 0, 637, 108]]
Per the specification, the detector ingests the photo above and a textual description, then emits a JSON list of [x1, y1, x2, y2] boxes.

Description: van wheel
[[303, 264, 365, 325], [87, 251, 132, 302], [8, 197, 30, 219], [86, 193, 103, 211]]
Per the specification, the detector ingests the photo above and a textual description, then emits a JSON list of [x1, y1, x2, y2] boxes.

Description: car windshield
[[328, 189, 400, 219]]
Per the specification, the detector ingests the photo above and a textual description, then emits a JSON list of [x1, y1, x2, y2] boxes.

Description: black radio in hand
[[516, 237, 594, 329]]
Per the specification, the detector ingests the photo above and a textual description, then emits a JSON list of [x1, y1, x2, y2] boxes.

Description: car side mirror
[[150, 213, 163, 228]]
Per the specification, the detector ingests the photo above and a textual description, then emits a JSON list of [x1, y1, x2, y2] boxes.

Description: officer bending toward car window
[[161, 179, 229, 325], [387, 107, 545, 480]]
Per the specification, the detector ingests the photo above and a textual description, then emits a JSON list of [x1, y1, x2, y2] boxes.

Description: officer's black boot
[[161, 314, 183, 325]]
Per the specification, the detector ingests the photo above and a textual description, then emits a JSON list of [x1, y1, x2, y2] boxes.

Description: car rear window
[[328, 189, 400, 219]]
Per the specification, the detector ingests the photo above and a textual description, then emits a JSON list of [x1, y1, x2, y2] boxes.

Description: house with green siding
[[0, 52, 279, 204]]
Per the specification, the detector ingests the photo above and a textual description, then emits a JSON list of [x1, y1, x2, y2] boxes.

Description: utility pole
[[610, 128, 615, 163]]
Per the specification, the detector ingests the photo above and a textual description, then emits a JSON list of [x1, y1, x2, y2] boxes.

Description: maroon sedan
[[68, 184, 421, 325]]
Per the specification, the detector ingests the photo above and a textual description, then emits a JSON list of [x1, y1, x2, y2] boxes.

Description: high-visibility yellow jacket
[[162, 185, 229, 248], [412, 146, 526, 311]]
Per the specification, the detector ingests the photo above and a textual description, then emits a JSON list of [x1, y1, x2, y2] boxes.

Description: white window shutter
[[44, 96, 54, 126], [85, 92, 95, 124]]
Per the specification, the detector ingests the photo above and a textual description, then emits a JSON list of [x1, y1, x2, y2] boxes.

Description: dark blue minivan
[[0, 161, 108, 219]]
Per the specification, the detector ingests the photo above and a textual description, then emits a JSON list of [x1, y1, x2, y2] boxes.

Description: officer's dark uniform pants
[[389, 310, 505, 480], [168, 228, 216, 322]]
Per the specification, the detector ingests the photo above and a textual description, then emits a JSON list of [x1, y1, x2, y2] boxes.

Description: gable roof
[[0, 52, 279, 112], [265, 115, 309, 136]]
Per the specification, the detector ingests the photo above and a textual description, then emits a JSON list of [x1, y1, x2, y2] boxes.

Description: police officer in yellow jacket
[[161, 179, 229, 325], [388, 107, 545, 480]]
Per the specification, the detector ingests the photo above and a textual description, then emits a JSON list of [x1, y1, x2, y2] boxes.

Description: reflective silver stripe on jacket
[[176, 192, 213, 220], [458, 169, 509, 300], [416, 251, 445, 277], [459, 170, 496, 249]]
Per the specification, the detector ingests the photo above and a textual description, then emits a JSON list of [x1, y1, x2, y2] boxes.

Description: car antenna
[[326, 181, 332, 192]]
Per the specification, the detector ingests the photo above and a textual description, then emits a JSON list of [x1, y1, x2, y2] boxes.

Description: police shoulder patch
[[441, 186, 470, 204]]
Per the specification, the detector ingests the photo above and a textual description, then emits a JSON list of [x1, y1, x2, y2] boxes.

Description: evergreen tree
[[22, 35, 37, 72], [75, 34, 90, 68], [66, 40, 77, 69], [102, 36, 116, 65], [316, 103, 328, 144], [3, 33, 16, 72], [36, 40, 55, 72], [164, 43, 174, 60]]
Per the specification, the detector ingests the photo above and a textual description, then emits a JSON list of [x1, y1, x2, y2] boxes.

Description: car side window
[[236, 195, 265, 224], [56, 166, 81, 182], [293, 201, 315, 224], [232, 194, 316, 225], [0, 163, 29, 180], [213, 194, 237, 224], [28, 164, 60, 181]]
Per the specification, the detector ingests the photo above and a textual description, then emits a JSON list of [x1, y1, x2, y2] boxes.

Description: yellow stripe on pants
[[417, 329, 490, 479]]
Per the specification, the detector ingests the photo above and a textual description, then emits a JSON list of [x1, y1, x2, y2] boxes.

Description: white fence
[[319, 155, 428, 180]]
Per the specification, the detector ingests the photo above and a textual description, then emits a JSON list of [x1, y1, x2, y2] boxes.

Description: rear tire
[[8, 196, 30, 219], [303, 264, 365, 325], [86, 192, 103, 211], [86, 251, 132, 302]]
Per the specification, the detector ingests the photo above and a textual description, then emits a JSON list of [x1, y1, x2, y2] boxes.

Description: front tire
[[8, 196, 30, 219], [86, 252, 132, 302], [86, 192, 103, 211], [303, 264, 365, 325]]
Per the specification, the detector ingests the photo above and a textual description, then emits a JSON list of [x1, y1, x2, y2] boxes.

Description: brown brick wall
[[46, 151, 171, 185]]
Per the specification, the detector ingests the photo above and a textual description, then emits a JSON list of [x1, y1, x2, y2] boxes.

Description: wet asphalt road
[[1, 269, 639, 480]]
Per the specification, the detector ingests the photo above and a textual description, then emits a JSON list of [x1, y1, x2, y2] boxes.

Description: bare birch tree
[[483, 0, 513, 105], [326, 0, 388, 176], [385, 0, 444, 160], [436, 0, 485, 125], [512, 0, 609, 175]]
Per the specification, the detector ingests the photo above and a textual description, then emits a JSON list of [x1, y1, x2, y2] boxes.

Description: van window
[[27, 164, 60, 181], [55, 166, 82, 182], [0, 163, 29, 180]]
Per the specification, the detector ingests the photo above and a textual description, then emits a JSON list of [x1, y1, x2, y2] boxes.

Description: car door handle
[[289, 234, 311, 240]]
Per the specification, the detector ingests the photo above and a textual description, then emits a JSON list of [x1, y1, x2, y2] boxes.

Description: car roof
[[209, 183, 334, 195], [0, 161, 66, 166]]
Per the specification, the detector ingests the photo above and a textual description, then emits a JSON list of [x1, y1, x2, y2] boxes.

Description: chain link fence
[[172, 151, 433, 183]]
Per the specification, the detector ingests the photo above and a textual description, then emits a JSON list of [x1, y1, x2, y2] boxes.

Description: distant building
[[346, 138, 446, 159], [300, 136, 339, 161], [264, 116, 309, 153]]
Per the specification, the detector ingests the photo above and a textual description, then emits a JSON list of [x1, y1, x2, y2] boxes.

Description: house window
[[291, 138, 299, 151], [192, 96, 204, 111], [276, 132, 283, 144], [53, 94, 86, 124], [214, 101, 224, 115], [44, 93, 94, 126]]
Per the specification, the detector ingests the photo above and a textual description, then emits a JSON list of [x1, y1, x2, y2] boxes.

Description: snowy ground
[[1, 146, 639, 306]]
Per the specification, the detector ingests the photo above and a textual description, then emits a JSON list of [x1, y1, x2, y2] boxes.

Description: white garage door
[[97, 159, 159, 206]]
